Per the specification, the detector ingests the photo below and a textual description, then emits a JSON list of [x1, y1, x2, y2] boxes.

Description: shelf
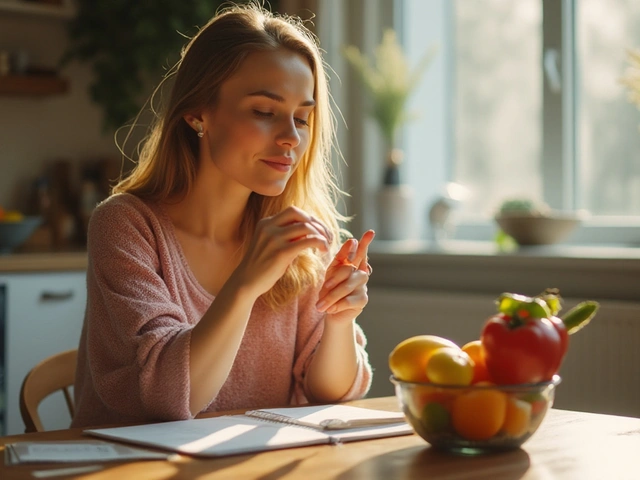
[[0, 74, 69, 96], [0, 0, 75, 19]]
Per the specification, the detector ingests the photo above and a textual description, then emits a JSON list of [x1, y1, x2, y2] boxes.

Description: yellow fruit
[[452, 389, 507, 440], [389, 335, 460, 383], [3, 210, 24, 222], [502, 397, 532, 437], [426, 347, 474, 386]]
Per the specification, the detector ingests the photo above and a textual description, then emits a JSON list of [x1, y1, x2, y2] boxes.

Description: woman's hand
[[233, 206, 331, 299], [316, 230, 375, 322]]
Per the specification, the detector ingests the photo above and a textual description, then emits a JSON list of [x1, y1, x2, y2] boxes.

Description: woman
[[71, 3, 374, 428]]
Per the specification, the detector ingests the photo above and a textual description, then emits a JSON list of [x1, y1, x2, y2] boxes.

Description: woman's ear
[[183, 114, 203, 132], [184, 114, 205, 138]]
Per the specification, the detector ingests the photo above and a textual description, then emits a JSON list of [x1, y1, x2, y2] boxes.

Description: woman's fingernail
[[348, 239, 357, 260], [316, 300, 327, 311]]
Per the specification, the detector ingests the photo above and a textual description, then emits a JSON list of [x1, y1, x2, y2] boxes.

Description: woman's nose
[[276, 118, 301, 148]]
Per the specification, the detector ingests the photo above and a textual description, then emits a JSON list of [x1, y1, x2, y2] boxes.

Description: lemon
[[389, 335, 460, 383], [426, 347, 474, 386], [3, 210, 24, 222]]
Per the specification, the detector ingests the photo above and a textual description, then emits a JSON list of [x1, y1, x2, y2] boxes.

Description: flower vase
[[376, 149, 415, 241]]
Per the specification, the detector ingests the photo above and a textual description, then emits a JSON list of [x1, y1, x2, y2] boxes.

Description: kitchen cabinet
[[0, 270, 86, 435]]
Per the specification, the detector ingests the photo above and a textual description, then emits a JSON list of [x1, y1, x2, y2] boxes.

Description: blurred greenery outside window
[[396, 0, 640, 245]]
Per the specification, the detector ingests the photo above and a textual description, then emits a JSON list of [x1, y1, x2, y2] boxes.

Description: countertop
[[0, 249, 87, 273], [368, 239, 640, 302]]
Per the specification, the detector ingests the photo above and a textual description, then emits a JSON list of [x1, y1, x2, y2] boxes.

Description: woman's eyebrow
[[247, 89, 315, 107]]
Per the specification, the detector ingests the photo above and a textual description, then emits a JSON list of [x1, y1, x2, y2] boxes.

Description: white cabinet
[[0, 271, 86, 434]]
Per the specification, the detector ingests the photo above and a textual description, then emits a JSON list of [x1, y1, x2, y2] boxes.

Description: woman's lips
[[261, 157, 293, 172]]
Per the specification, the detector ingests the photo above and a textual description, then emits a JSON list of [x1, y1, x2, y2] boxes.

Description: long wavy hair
[[113, 2, 349, 308]]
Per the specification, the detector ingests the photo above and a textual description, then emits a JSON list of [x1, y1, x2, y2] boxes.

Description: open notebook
[[85, 405, 413, 458]]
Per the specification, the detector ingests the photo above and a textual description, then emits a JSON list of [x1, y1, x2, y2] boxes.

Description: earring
[[195, 122, 204, 138]]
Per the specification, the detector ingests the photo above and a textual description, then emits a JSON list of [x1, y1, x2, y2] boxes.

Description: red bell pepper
[[481, 291, 599, 385], [481, 311, 564, 384]]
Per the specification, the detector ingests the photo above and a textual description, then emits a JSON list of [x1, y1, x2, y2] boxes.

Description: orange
[[389, 335, 460, 383], [461, 340, 492, 384], [452, 388, 507, 440], [410, 389, 457, 419], [502, 397, 532, 437], [426, 347, 474, 386]]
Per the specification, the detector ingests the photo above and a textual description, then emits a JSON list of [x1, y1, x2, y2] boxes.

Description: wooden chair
[[19, 349, 78, 433]]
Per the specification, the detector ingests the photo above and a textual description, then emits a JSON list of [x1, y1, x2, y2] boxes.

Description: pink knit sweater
[[71, 193, 372, 428]]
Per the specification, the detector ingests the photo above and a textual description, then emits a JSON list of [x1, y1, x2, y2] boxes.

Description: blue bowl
[[0, 216, 43, 254]]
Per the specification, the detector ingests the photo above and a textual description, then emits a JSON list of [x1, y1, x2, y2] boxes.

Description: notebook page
[[85, 415, 331, 458], [244, 405, 407, 430]]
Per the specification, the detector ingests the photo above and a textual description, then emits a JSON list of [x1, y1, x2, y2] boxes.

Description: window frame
[[397, 0, 640, 247]]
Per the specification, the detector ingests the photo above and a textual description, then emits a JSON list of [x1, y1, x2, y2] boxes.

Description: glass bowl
[[391, 374, 561, 455]]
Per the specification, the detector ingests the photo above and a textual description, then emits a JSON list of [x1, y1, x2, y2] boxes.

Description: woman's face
[[199, 47, 315, 197]]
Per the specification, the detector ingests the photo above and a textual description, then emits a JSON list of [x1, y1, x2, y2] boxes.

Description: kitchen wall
[[0, 9, 123, 210], [0, 0, 323, 213]]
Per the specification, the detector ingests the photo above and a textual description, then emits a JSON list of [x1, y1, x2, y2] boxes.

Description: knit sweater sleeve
[[84, 196, 196, 422], [290, 283, 373, 405]]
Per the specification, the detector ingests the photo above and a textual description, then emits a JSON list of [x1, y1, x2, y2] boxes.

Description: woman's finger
[[309, 215, 333, 244], [352, 230, 375, 267], [265, 206, 332, 242], [317, 270, 368, 312], [319, 263, 357, 297], [325, 288, 368, 315], [278, 221, 329, 244], [328, 238, 357, 269]]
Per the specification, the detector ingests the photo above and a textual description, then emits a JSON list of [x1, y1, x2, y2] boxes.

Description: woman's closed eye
[[253, 109, 309, 127], [253, 109, 274, 118]]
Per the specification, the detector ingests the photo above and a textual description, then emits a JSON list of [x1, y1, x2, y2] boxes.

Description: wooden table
[[1, 396, 639, 479]]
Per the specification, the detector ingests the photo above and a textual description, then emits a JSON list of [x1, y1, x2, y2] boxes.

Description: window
[[577, 0, 640, 216], [400, 0, 640, 245]]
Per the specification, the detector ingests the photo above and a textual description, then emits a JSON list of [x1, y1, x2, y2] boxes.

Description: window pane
[[577, 0, 640, 216], [453, 0, 542, 217]]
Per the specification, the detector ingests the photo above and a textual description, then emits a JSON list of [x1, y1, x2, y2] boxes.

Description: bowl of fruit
[[0, 209, 42, 254], [389, 289, 598, 454]]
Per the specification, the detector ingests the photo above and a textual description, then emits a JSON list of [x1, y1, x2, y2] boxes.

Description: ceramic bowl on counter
[[391, 374, 561, 455], [494, 212, 581, 246], [0, 216, 43, 254]]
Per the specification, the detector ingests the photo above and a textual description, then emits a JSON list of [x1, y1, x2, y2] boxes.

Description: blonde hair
[[113, 2, 349, 308]]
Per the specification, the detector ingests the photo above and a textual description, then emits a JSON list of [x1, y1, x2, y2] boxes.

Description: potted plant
[[343, 29, 436, 240]]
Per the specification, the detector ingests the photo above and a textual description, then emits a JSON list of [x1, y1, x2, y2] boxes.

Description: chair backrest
[[19, 349, 78, 433]]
